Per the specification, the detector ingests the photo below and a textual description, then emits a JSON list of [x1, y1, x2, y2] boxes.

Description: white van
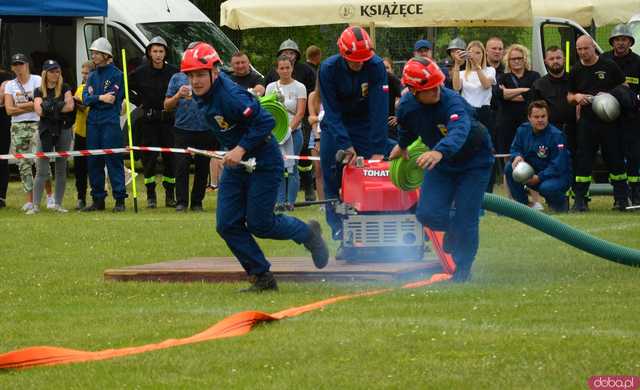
[[531, 14, 640, 76], [0, 0, 239, 87]]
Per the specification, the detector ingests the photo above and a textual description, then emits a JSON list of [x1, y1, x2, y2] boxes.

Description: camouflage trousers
[[10, 121, 38, 193]]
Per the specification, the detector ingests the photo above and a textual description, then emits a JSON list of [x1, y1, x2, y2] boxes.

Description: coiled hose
[[389, 141, 640, 267], [390, 137, 429, 191], [259, 94, 289, 143]]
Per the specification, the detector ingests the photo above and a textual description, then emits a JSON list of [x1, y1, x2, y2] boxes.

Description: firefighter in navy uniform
[[82, 38, 128, 212], [390, 57, 494, 282], [128, 36, 178, 208], [505, 100, 572, 211], [318, 26, 390, 242], [603, 24, 640, 206], [181, 42, 328, 292], [567, 35, 627, 211]]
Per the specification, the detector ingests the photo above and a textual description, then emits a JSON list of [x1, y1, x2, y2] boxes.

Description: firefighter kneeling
[[505, 100, 572, 212]]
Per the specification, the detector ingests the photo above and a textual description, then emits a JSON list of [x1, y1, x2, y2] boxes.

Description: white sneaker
[[53, 204, 68, 213], [531, 202, 544, 211], [46, 195, 55, 209], [22, 202, 34, 211], [25, 206, 39, 215]]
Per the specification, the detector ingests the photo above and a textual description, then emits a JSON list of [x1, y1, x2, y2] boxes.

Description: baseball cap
[[42, 59, 61, 71], [414, 40, 433, 51], [11, 53, 29, 65]]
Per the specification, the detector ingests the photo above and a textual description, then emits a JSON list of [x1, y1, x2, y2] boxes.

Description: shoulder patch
[[382, 85, 389, 93], [449, 113, 460, 121], [242, 106, 253, 118]]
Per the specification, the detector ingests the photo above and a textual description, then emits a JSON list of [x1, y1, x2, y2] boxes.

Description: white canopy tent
[[532, 0, 639, 27], [220, 0, 638, 30], [220, 0, 534, 29]]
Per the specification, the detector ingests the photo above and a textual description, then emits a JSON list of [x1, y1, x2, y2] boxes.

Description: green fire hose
[[389, 142, 640, 267], [259, 94, 289, 143], [390, 137, 429, 191]]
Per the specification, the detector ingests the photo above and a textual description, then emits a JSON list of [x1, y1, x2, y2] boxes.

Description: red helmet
[[337, 26, 374, 63], [401, 57, 445, 91], [180, 42, 222, 73]]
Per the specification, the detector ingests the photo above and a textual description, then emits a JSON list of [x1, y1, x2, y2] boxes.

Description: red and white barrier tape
[[0, 147, 512, 161], [0, 146, 191, 160]]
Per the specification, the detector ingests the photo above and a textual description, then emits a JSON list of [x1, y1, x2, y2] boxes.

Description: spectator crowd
[[0, 23, 639, 215]]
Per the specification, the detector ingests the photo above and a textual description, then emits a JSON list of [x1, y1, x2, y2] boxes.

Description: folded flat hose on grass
[[389, 140, 640, 267]]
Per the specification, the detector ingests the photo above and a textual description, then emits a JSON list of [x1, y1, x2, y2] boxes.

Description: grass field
[[1, 178, 639, 389]]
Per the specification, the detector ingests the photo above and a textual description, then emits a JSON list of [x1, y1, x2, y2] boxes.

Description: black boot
[[165, 186, 176, 208], [239, 272, 278, 292], [113, 198, 126, 212], [146, 184, 157, 209], [451, 263, 472, 283], [571, 183, 589, 212], [612, 180, 630, 211], [571, 196, 589, 212], [630, 183, 640, 206], [303, 220, 329, 269], [82, 198, 105, 212]]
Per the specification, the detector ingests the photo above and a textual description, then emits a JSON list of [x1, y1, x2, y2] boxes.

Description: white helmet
[[512, 161, 535, 184], [89, 37, 113, 57], [591, 92, 621, 123]]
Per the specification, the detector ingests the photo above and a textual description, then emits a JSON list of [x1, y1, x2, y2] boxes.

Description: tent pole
[[103, 16, 108, 39], [369, 22, 376, 48]]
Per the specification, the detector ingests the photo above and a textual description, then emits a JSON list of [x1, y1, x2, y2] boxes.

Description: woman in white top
[[4, 55, 42, 210], [451, 40, 496, 128], [265, 56, 307, 210]]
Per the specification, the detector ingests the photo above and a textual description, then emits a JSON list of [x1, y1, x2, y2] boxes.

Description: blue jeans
[[216, 164, 311, 275], [415, 164, 491, 269], [277, 128, 303, 205]]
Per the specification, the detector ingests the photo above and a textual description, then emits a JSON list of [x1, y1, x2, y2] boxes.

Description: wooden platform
[[104, 256, 442, 283]]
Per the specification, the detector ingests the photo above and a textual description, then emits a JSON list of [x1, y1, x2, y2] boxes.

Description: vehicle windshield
[[629, 21, 640, 53], [137, 22, 237, 70]]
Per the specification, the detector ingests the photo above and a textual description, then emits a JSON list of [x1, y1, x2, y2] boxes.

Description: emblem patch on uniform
[[537, 145, 548, 158], [595, 71, 606, 80], [437, 124, 448, 136], [382, 84, 389, 93], [361, 82, 369, 97], [558, 144, 565, 149], [87, 86, 94, 95], [103, 80, 112, 91], [214, 115, 231, 130], [242, 107, 253, 117], [449, 114, 460, 121]]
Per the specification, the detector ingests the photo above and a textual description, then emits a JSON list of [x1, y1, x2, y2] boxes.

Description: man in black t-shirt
[[603, 24, 640, 206], [532, 46, 576, 154], [228, 51, 265, 97], [567, 35, 627, 211], [128, 36, 178, 208]]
